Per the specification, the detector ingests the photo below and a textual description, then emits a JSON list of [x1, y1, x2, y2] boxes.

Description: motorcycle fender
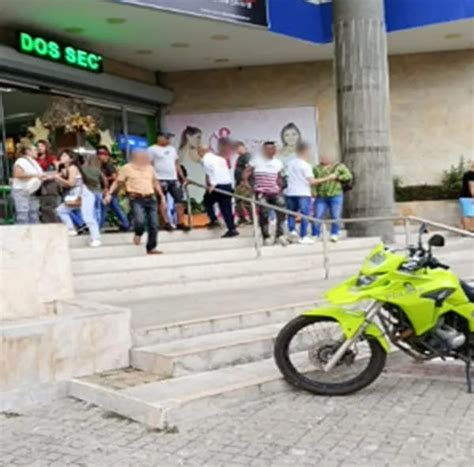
[[303, 306, 390, 353]]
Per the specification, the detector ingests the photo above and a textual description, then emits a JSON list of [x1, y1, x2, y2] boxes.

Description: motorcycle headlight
[[356, 275, 379, 287]]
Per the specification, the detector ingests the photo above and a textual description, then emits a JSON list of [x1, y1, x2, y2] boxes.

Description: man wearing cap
[[97, 146, 130, 231], [148, 132, 189, 232], [243, 141, 288, 246], [104, 149, 166, 255]]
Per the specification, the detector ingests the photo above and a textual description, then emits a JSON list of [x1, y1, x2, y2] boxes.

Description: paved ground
[[1, 373, 473, 467]]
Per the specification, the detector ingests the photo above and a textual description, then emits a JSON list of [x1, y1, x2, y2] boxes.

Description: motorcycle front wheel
[[274, 315, 386, 396]]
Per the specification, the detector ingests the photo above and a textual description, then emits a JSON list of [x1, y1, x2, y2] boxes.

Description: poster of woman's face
[[166, 107, 318, 197]]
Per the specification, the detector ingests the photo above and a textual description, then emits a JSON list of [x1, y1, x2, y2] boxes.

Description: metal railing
[[185, 180, 474, 280]]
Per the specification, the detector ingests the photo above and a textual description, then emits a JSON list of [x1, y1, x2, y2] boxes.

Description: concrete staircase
[[67, 226, 474, 428]]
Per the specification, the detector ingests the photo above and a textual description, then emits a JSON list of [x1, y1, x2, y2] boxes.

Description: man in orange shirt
[[104, 150, 166, 254]]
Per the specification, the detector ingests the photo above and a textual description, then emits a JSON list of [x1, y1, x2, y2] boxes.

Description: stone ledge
[[1, 299, 131, 395], [0, 381, 69, 412]]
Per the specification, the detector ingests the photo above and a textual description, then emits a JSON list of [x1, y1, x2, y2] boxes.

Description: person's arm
[[469, 180, 474, 198], [309, 173, 338, 186], [153, 173, 166, 206], [104, 166, 125, 203], [176, 160, 188, 185], [12, 164, 34, 180]]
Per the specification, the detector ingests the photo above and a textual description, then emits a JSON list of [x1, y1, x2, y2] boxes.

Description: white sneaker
[[288, 230, 299, 243], [68, 230, 78, 237], [299, 236, 315, 245], [312, 235, 320, 241], [263, 238, 273, 247], [330, 235, 339, 243], [89, 240, 102, 248]]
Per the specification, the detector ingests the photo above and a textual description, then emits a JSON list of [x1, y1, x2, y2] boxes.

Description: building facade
[[162, 49, 473, 186]]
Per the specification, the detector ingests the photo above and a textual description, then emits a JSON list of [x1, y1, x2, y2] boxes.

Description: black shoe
[[177, 223, 191, 232], [207, 221, 221, 229], [163, 223, 174, 232], [221, 230, 239, 238], [77, 225, 88, 235]]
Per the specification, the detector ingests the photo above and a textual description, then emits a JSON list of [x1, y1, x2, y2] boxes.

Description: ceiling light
[[214, 58, 229, 63], [210, 34, 230, 40], [63, 27, 84, 34], [106, 18, 127, 25], [444, 33, 463, 40], [171, 42, 190, 48], [136, 49, 152, 55]]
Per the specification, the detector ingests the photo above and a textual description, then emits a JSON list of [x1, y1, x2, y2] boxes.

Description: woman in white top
[[11, 139, 44, 224], [55, 150, 101, 247]]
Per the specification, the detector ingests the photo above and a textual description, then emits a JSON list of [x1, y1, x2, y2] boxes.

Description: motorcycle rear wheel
[[274, 315, 387, 396]]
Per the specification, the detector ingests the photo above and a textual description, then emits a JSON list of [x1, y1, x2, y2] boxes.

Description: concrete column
[[333, 0, 394, 240]]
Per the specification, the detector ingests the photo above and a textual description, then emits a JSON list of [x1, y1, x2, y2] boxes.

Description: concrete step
[[131, 322, 288, 377], [74, 245, 372, 292], [132, 300, 319, 347], [72, 236, 381, 275], [71, 236, 256, 260], [77, 259, 361, 304], [76, 253, 473, 304], [68, 352, 309, 430], [69, 226, 256, 248]]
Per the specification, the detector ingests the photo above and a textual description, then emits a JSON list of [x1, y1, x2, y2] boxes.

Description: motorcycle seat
[[460, 280, 474, 303]]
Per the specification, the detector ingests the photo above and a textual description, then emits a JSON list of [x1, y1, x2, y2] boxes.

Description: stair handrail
[[185, 179, 474, 279]]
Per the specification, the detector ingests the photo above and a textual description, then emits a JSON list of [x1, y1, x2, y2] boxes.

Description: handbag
[[25, 177, 42, 195], [64, 184, 83, 208], [22, 158, 43, 195], [64, 194, 82, 208]]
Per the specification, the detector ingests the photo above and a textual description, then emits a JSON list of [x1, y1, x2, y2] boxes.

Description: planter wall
[[396, 200, 459, 227]]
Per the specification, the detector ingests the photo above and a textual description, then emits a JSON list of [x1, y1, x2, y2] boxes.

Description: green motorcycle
[[274, 225, 474, 395]]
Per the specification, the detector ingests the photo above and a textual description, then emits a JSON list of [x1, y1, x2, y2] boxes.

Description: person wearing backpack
[[311, 154, 353, 242]]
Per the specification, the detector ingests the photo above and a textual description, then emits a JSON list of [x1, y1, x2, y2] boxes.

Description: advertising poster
[[117, 0, 268, 27], [165, 106, 318, 199]]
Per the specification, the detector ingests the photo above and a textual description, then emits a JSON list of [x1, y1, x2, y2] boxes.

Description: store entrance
[[0, 84, 158, 223]]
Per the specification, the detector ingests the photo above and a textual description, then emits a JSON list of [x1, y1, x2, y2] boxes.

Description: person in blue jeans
[[97, 147, 130, 231], [286, 142, 338, 244], [312, 154, 353, 242], [104, 150, 166, 254]]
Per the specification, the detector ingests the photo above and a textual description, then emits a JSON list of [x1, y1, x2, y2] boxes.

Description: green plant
[[394, 158, 468, 202], [189, 197, 206, 214], [440, 157, 467, 199]]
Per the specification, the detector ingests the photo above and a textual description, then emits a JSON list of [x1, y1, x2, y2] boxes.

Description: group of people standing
[[192, 137, 353, 245], [11, 139, 129, 248], [9, 131, 353, 254]]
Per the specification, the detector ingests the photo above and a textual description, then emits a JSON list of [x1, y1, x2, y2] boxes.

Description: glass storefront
[[0, 82, 158, 223]]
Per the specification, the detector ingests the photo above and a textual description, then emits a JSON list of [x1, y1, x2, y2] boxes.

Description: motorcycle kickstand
[[466, 347, 472, 394]]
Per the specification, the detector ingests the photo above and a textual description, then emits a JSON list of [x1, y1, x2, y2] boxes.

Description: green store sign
[[16, 32, 103, 73]]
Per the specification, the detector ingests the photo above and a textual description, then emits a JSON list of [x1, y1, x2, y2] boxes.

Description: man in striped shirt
[[244, 141, 288, 246]]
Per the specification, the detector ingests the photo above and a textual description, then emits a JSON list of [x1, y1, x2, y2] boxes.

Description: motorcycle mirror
[[428, 234, 445, 248]]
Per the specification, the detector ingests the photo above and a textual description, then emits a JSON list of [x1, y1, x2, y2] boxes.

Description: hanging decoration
[[27, 118, 50, 142], [98, 129, 115, 152], [64, 113, 98, 136]]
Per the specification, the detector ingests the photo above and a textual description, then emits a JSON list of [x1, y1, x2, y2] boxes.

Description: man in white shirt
[[286, 142, 336, 244], [243, 141, 288, 246], [197, 145, 239, 238], [148, 131, 189, 231]]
